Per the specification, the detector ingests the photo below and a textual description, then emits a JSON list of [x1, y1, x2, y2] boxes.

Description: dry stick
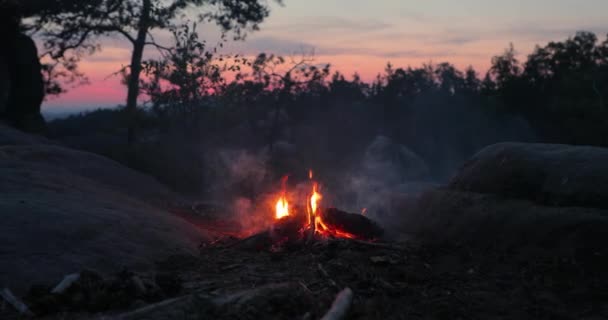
[[320, 288, 354, 320], [298, 281, 313, 295], [349, 239, 405, 250], [116, 295, 189, 320], [130, 276, 147, 296], [213, 283, 291, 306], [317, 263, 338, 289], [225, 231, 270, 249], [118, 283, 293, 319], [51, 273, 80, 294], [0, 288, 34, 316]]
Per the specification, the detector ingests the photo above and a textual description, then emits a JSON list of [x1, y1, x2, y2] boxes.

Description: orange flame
[[310, 183, 322, 216], [272, 170, 358, 240], [308, 179, 336, 236], [275, 196, 289, 220]]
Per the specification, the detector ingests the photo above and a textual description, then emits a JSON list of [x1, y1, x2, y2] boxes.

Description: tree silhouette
[[27, 0, 282, 144], [141, 22, 231, 136], [488, 43, 521, 90], [243, 52, 330, 150]]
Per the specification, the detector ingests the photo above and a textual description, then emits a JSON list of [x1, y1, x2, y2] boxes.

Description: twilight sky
[[44, 0, 608, 110]]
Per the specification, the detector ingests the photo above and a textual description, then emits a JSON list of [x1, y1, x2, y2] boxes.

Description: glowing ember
[[314, 212, 356, 239], [275, 196, 289, 220]]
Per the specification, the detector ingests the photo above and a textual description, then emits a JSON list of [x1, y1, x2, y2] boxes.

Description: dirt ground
[[8, 235, 607, 320]]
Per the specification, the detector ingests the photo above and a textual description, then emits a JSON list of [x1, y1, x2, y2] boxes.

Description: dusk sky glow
[[44, 0, 608, 110]]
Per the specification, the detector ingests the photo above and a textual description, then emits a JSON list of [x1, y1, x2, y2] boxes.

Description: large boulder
[[0, 122, 53, 146], [399, 142, 608, 260], [407, 189, 608, 252], [0, 127, 204, 293], [0, 144, 175, 205], [449, 142, 608, 209]]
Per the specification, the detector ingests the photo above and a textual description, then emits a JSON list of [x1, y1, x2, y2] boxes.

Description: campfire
[[174, 170, 384, 251], [265, 170, 383, 249]]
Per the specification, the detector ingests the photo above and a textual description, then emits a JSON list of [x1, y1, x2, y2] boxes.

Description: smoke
[[202, 144, 318, 234], [402, 91, 536, 179], [199, 90, 537, 235], [329, 136, 438, 233], [201, 148, 272, 234]]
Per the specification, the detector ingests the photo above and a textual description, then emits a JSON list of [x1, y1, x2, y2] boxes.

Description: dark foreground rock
[[0, 125, 204, 295], [0, 123, 53, 146]]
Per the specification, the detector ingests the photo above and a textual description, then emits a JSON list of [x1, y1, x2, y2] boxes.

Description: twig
[[131, 275, 147, 296], [51, 273, 80, 294], [104, 65, 130, 80], [299, 281, 313, 295], [116, 295, 189, 319], [213, 283, 291, 306], [320, 288, 353, 320], [349, 239, 405, 250], [225, 231, 270, 249], [220, 264, 243, 272], [317, 263, 338, 289], [0, 288, 34, 316]]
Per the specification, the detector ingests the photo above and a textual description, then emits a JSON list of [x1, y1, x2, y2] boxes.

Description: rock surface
[[409, 189, 608, 251], [0, 125, 203, 294], [0, 123, 53, 146], [449, 142, 608, 209], [0, 144, 175, 205], [400, 142, 608, 257]]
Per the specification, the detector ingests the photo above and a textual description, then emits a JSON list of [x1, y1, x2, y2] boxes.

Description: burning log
[[319, 208, 384, 241], [271, 207, 307, 240], [228, 206, 385, 251], [229, 231, 273, 250], [320, 288, 353, 320]]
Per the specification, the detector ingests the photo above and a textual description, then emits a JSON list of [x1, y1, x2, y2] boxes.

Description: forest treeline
[[49, 31, 608, 191]]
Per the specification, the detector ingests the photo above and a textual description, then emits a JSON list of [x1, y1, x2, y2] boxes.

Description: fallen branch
[[226, 231, 272, 250], [213, 283, 292, 306], [317, 263, 338, 289], [320, 288, 353, 320], [51, 273, 80, 294], [116, 296, 189, 320], [299, 281, 313, 295], [131, 275, 147, 296], [349, 239, 405, 250], [0, 288, 34, 316]]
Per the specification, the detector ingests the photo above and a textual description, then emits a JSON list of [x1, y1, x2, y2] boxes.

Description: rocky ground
[[5, 236, 607, 319]]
